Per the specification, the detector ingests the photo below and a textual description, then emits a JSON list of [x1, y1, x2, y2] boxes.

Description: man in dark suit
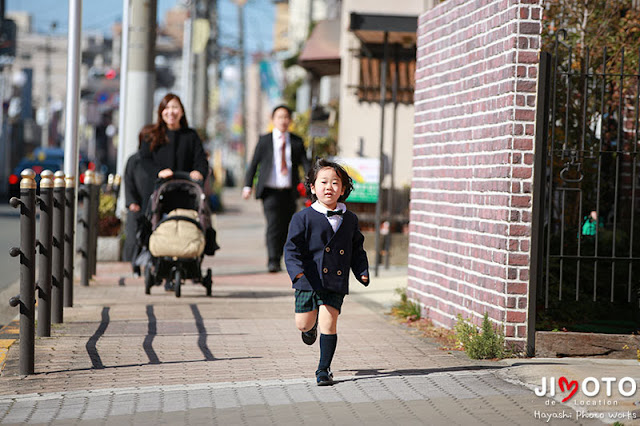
[[242, 105, 310, 272]]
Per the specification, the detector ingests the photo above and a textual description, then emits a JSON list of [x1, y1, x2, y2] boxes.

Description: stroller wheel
[[175, 269, 182, 298], [204, 268, 213, 296], [144, 266, 154, 295]]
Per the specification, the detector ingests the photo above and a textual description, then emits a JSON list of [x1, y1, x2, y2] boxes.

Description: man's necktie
[[280, 134, 288, 175], [327, 210, 343, 217]]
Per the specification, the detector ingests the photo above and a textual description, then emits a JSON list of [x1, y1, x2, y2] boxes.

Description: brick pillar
[[410, 0, 543, 349]]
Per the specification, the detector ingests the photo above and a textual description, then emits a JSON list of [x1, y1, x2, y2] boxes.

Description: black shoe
[[164, 281, 174, 291], [132, 266, 141, 278], [267, 261, 281, 273], [316, 369, 334, 386], [301, 317, 318, 345]]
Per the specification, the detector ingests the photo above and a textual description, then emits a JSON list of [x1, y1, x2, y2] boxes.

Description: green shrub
[[98, 192, 121, 237], [454, 313, 505, 359], [99, 192, 117, 220], [390, 287, 421, 321]]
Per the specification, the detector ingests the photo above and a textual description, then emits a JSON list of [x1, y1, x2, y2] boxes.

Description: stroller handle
[[156, 170, 203, 185]]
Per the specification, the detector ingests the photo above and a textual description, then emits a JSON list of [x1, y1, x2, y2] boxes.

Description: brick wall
[[410, 0, 543, 348]]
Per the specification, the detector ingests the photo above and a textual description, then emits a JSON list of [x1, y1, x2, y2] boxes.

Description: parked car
[[7, 148, 93, 200]]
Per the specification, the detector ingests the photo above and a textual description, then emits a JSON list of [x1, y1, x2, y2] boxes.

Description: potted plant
[[97, 191, 122, 261]]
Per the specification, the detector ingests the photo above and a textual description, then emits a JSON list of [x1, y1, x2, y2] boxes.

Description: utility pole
[[115, 0, 130, 216], [181, 2, 194, 119], [235, 0, 247, 168], [192, 0, 208, 130], [0, 0, 6, 196], [63, 0, 82, 293], [122, 0, 157, 182], [206, 0, 219, 142], [42, 21, 56, 147], [64, 3, 81, 182]]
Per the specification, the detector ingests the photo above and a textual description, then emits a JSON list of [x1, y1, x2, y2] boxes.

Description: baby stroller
[[140, 172, 217, 297]]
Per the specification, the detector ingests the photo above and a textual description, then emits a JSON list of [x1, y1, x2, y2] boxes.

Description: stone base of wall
[[97, 236, 122, 262], [535, 331, 640, 359]]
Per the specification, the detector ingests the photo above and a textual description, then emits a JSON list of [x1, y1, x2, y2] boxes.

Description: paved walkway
[[0, 189, 637, 425]]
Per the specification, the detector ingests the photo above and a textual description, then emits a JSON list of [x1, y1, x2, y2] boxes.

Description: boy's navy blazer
[[284, 207, 369, 294]]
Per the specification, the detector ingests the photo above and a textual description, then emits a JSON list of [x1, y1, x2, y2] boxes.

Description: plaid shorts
[[294, 289, 345, 314]]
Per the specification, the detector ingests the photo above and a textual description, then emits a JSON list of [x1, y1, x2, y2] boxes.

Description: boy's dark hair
[[305, 158, 354, 203], [271, 104, 292, 118]]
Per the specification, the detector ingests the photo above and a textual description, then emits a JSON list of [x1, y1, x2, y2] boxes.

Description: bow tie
[[326, 210, 343, 217]]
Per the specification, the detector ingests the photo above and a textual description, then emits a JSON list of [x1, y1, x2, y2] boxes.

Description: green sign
[[346, 182, 379, 203]]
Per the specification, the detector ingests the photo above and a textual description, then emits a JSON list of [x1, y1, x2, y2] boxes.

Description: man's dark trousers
[[262, 187, 296, 266]]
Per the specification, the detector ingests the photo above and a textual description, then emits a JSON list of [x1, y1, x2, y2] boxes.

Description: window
[[356, 44, 415, 104]]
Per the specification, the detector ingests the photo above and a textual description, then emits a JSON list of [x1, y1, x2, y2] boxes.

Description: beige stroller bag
[[149, 208, 205, 258]]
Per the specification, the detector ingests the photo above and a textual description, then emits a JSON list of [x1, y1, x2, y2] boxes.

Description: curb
[[0, 320, 19, 373]]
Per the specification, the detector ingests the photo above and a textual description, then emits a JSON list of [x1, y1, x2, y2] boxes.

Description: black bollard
[[89, 171, 99, 277], [78, 173, 91, 287], [36, 170, 54, 337], [51, 171, 65, 324], [8, 169, 37, 375], [64, 175, 75, 308]]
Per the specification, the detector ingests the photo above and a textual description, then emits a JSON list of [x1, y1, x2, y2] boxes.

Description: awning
[[298, 19, 341, 77], [349, 13, 417, 46]]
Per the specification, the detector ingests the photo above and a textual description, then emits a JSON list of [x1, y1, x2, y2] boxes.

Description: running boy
[[284, 158, 370, 386]]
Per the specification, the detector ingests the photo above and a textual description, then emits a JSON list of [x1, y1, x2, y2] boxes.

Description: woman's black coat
[[139, 127, 208, 178]]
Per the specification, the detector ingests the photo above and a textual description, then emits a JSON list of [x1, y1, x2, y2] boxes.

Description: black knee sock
[[317, 333, 337, 373]]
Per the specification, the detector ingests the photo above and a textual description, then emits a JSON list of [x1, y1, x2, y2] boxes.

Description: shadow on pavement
[[60, 303, 256, 377], [212, 290, 291, 299], [38, 356, 263, 376], [342, 364, 506, 381], [86, 307, 110, 369], [506, 361, 571, 367]]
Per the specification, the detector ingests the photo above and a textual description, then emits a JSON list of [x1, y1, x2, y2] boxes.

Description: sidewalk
[[0, 189, 636, 425]]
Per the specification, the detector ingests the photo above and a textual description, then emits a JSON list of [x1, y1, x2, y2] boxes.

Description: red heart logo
[[558, 376, 578, 402]]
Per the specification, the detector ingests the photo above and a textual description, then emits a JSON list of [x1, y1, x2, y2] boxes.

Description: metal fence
[[532, 30, 640, 334]]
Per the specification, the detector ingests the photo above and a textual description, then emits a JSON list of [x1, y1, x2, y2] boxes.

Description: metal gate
[[531, 30, 640, 336]]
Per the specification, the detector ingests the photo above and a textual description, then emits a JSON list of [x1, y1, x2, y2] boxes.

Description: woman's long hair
[[139, 93, 189, 152]]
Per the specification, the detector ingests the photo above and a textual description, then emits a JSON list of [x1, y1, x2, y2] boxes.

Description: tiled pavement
[[0, 190, 634, 424]]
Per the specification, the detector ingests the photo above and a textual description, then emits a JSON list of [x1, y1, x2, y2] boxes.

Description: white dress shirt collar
[[311, 201, 346, 233], [273, 128, 286, 142]]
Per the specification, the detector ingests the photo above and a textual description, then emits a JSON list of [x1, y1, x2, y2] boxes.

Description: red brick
[[514, 138, 533, 150], [506, 310, 527, 323], [511, 195, 531, 207], [507, 282, 528, 294], [513, 167, 532, 179], [509, 253, 529, 266], [510, 224, 530, 236]]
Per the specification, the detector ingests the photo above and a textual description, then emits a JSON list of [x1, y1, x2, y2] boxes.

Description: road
[[0, 203, 20, 326]]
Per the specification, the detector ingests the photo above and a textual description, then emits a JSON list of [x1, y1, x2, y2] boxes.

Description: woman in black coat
[[138, 93, 208, 181], [135, 93, 218, 265]]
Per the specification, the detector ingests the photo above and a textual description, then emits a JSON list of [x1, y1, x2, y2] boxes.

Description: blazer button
[[339, 249, 345, 255], [337, 270, 342, 276], [323, 268, 328, 273], [325, 247, 330, 252]]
